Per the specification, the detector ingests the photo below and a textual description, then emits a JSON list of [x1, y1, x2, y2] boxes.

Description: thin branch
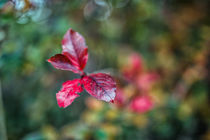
[[0, 81, 7, 140]]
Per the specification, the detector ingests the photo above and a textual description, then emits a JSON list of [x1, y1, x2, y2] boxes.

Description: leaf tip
[[68, 28, 74, 33]]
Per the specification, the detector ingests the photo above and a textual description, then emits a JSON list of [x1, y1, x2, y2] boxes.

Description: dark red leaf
[[47, 54, 80, 74], [62, 28, 88, 71], [82, 73, 116, 102], [56, 79, 83, 108]]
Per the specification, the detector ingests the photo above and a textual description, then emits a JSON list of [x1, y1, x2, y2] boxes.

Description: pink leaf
[[122, 53, 143, 81], [130, 53, 143, 71], [114, 88, 126, 107], [82, 73, 116, 102], [56, 79, 83, 108], [137, 73, 159, 91], [62, 28, 88, 71], [130, 95, 154, 113], [48, 54, 80, 74]]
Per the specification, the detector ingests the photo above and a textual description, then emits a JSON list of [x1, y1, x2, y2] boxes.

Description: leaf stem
[[81, 71, 86, 78]]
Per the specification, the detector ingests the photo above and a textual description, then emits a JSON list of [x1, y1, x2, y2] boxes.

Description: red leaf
[[48, 54, 80, 74], [130, 95, 154, 113], [82, 73, 116, 102], [62, 28, 88, 71], [56, 79, 83, 108]]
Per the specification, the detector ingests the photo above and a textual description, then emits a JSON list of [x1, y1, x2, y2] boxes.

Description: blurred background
[[0, 0, 210, 139]]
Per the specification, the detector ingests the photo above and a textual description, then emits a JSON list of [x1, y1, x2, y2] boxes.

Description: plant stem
[[0, 81, 7, 140]]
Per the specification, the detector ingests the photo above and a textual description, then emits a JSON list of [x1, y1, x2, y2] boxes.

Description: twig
[[0, 81, 7, 140]]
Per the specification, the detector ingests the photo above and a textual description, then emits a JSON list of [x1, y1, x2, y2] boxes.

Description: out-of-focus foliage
[[0, 0, 210, 140]]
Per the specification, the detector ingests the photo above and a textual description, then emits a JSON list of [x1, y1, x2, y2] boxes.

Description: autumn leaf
[[48, 28, 117, 108], [48, 54, 80, 74], [62, 29, 88, 72], [56, 79, 83, 108], [82, 73, 116, 102]]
